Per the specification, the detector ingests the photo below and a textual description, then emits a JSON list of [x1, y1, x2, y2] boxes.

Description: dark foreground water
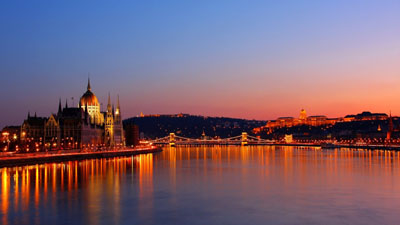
[[1, 146, 400, 225]]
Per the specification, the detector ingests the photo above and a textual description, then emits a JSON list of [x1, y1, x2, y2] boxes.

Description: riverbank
[[323, 144, 400, 151], [272, 143, 400, 151], [158, 142, 400, 151], [0, 146, 162, 168]]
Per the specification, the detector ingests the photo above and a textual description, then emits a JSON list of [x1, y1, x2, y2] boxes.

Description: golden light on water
[[2, 147, 400, 224], [2, 169, 9, 225], [0, 155, 153, 223]]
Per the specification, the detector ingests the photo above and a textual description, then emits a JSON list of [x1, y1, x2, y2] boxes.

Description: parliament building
[[20, 79, 124, 151]]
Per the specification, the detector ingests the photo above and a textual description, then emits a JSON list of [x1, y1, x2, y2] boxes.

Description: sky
[[1, 0, 400, 128]]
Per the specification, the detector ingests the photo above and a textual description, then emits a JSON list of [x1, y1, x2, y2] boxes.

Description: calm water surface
[[1, 146, 400, 225]]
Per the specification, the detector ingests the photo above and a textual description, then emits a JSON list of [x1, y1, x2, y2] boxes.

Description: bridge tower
[[169, 133, 176, 147], [241, 132, 248, 146]]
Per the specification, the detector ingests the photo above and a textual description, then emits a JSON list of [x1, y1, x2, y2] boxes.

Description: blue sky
[[1, 1, 400, 128]]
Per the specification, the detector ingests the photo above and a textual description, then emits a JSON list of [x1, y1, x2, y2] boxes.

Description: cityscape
[[3, 103, 399, 152], [2, 79, 126, 153], [1, 1, 400, 225]]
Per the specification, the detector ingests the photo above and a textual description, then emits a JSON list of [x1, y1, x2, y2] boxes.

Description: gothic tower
[[113, 95, 124, 146], [105, 93, 114, 146], [387, 112, 393, 140]]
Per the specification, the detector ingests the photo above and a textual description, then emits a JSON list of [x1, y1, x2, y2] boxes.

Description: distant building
[[21, 113, 46, 143], [264, 109, 390, 131], [1, 126, 20, 141], [343, 111, 388, 122], [284, 134, 293, 143], [124, 124, 139, 147], [44, 114, 60, 149], [343, 115, 356, 122], [308, 115, 328, 126], [387, 113, 394, 140], [1, 126, 21, 151], [265, 109, 338, 129], [299, 109, 307, 121]]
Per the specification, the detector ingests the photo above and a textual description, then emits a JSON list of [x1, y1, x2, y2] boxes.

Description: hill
[[123, 114, 266, 139]]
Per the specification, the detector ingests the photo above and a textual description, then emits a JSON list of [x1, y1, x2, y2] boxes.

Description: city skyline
[[1, 75, 400, 129], [2, 2, 400, 224], [1, 1, 400, 128]]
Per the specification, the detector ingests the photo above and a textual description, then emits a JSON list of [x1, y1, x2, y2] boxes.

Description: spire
[[58, 98, 62, 114], [34, 112, 37, 118], [65, 99, 68, 108], [387, 110, 394, 140], [87, 77, 91, 91], [115, 94, 121, 118], [107, 92, 112, 112], [117, 95, 120, 110], [28, 111, 31, 119]]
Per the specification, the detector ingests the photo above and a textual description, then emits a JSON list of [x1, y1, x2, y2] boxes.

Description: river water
[[1, 146, 400, 225]]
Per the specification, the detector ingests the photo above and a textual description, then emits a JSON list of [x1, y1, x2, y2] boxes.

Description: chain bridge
[[151, 132, 274, 146]]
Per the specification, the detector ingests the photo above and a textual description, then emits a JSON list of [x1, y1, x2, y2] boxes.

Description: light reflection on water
[[1, 146, 400, 225]]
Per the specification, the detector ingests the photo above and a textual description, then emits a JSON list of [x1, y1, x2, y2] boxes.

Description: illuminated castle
[[265, 109, 337, 129], [264, 109, 390, 130]]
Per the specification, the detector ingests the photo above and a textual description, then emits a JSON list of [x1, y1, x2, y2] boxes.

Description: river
[[1, 146, 400, 225]]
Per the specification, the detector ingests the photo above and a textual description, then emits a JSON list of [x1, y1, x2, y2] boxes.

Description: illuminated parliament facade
[[20, 79, 124, 150]]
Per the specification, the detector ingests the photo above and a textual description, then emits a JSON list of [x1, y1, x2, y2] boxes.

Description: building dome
[[299, 109, 307, 120], [80, 78, 99, 106], [80, 90, 99, 106]]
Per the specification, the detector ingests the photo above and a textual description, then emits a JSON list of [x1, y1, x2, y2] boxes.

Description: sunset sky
[[1, 1, 400, 128]]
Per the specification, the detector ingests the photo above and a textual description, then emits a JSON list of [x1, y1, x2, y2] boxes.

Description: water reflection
[[1, 147, 400, 224], [0, 154, 154, 225]]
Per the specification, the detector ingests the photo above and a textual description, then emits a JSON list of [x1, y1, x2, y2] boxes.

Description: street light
[[2, 132, 10, 151]]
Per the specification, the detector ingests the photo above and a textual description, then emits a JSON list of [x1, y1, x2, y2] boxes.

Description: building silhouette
[[19, 79, 124, 151]]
